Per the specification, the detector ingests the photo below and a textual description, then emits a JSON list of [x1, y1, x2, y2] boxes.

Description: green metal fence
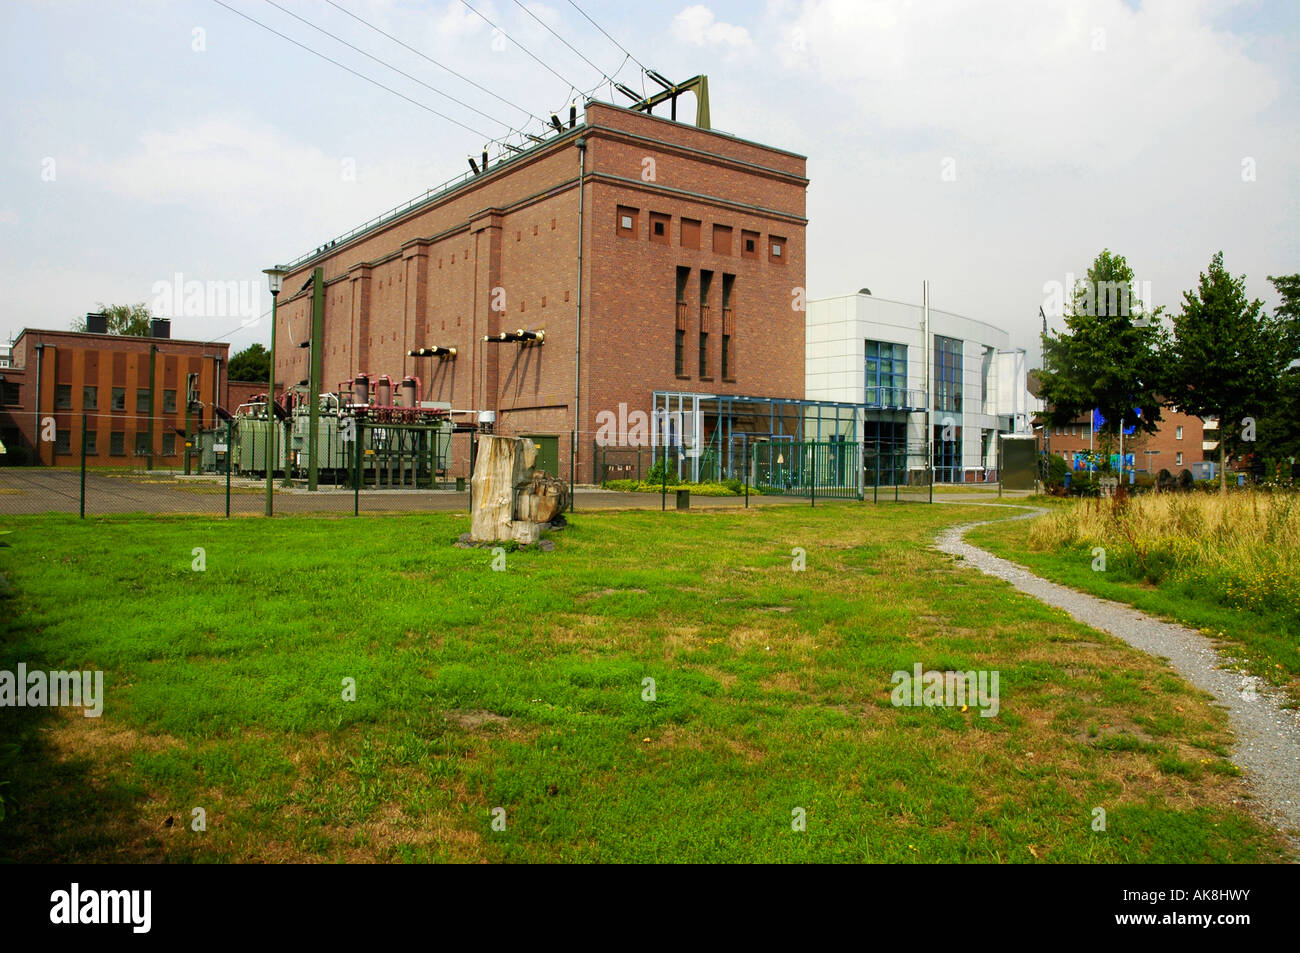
[[750, 440, 863, 501]]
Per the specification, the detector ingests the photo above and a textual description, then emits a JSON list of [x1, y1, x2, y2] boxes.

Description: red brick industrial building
[[0, 322, 257, 468], [271, 101, 808, 479]]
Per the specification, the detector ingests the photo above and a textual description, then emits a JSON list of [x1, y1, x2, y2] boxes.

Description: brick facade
[[1040, 408, 1210, 474], [272, 102, 808, 480], [0, 329, 230, 467]]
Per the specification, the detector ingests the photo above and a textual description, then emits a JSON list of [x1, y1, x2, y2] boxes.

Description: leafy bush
[[645, 458, 680, 486]]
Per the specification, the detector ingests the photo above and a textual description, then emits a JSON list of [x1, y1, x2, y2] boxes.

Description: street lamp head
[[263, 266, 289, 295]]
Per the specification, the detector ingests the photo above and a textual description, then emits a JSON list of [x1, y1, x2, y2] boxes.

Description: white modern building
[[806, 292, 1038, 483]]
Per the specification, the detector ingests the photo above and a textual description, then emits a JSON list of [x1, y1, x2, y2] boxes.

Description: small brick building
[[1040, 408, 1214, 474], [0, 324, 231, 467], [271, 101, 808, 481]]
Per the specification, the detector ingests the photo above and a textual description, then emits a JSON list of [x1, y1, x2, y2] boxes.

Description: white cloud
[[672, 5, 754, 52]]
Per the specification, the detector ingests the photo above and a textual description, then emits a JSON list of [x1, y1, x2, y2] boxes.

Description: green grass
[[969, 505, 1300, 701], [0, 503, 1289, 863]]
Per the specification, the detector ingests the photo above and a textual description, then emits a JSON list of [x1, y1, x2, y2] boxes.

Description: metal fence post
[[743, 434, 749, 508], [225, 419, 232, 518], [354, 422, 362, 517], [79, 412, 86, 519], [810, 441, 816, 508], [570, 430, 576, 513], [873, 438, 879, 505]]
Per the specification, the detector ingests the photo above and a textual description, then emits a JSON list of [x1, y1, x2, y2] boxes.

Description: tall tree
[[228, 343, 270, 382], [1038, 249, 1166, 452], [70, 303, 154, 336], [1165, 252, 1287, 492], [1251, 273, 1300, 466]]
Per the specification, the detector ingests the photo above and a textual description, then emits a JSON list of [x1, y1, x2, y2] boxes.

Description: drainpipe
[[573, 134, 586, 506], [34, 343, 44, 465]]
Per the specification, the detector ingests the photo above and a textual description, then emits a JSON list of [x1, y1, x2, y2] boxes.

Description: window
[[721, 334, 731, 379], [933, 335, 963, 414], [110, 431, 125, 456], [136, 389, 151, 413], [649, 212, 669, 245], [769, 236, 786, 263], [163, 432, 176, 456], [864, 420, 908, 486], [164, 389, 177, 413], [2, 381, 21, 405], [111, 387, 125, 411], [83, 386, 98, 410], [55, 384, 72, 409], [722, 273, 735, 309], [675, 329, 685, 377], [135, 432, 151, 456], [741, 230, 758, 260], [680, 218, 701, 250], [934, 423, 963, 484], [1176, 451, 1184, 467], [698, 330, 709, 378], [55, 430, 71, 454], [84, 431, 97, 455], [616, 206, 638, 237], [713, 225, 732, 255], [1175, 426, 1184, 440], [865, 340, 908, 408]]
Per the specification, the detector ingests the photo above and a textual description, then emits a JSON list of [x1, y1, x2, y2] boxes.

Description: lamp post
[[263, 266, 288, 516]]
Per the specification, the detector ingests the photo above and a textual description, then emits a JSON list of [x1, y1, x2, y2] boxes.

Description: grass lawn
[[0, 503, 1290, 863], [968, 501, 1300, 702]]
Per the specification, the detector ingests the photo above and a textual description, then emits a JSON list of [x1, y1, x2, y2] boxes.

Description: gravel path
[[935, 503, 1300, 853]]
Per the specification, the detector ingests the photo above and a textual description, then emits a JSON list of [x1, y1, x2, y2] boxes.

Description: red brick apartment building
[[0, 322, 235, 467], [1041, 409, 1215, 473], [271, 101, 808, 479]]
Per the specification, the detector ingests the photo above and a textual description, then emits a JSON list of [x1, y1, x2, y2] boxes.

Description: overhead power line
[[322, 0, 543, 127], [565, 0, 648, 74], [458, 0, 585, 97], [210, 0, 496, 140], [510, 0, 619, 87], [261, 0, 521, 136]]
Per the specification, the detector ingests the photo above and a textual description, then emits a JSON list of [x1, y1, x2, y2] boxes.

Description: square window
[[1175, 426, 1183, 440], [84, 431, 97, 455], [654, 221, 664, 235], [110, 431, 125, 456], [163, 432, 176, 456], [1, 382, 19, 405], [680, 218, 701, 250], [55, 430, 71, 454], [111, 387, 126, 411], [83, 386, 98, 410], [164, 389, 177, 413], [55, 384, 72, 409], [135, 432, 150, 455], [136, 390, 151, 413], [617, 206, 638, 237]]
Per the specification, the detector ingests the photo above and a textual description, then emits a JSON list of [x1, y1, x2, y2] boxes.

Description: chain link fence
[[0, 418, 967, 517]]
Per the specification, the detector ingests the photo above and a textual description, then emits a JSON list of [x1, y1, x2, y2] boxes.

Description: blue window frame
[[933, 335, 962, 414], [865, 340, 907, 408]]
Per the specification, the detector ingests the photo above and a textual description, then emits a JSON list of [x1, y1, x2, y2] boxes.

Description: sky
[[2, 0, 1297, 363]]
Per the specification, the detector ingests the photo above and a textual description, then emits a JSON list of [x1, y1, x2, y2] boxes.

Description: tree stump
[[470, 435, 567, 544]]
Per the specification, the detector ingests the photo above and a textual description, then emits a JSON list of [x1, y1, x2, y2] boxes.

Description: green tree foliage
[[1038, 249, 1166, 440], [228, 343, 271, 382], [1164, 252, 1288, 492], [1251, 273, 1300, 464], [70, 303, 153, 336]]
